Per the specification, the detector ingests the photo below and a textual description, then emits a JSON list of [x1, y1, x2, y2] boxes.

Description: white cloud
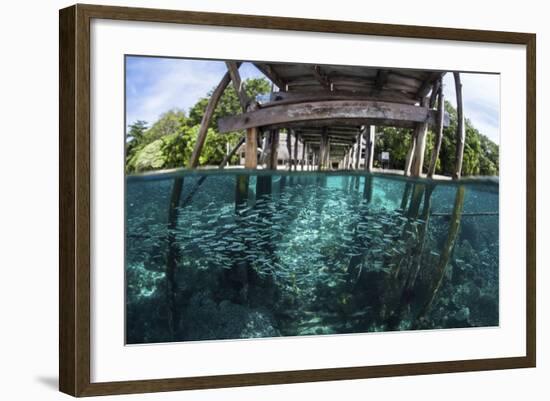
[[125, 58, 227, 128], [125, 59, 266, 130]]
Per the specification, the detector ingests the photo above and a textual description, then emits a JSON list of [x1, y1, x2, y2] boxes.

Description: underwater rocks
[[182, 291, 280, 341]]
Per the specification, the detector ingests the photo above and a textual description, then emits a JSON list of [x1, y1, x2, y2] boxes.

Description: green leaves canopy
[[125, 77, 271, 173], [375, 101, 499, 176]]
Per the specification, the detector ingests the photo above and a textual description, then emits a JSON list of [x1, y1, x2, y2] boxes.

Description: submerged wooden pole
[[427, 81, 445, 178], [453, 72, 465, 179], [417, 185, 466, 322]]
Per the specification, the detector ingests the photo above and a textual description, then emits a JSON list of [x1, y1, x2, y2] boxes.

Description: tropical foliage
[[375, 102, 499, 176], [125, 78, 271, 173]]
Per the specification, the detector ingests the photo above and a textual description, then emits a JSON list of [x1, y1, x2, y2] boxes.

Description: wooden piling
[[453, 72, 465, 179], [417, 185, 466, 321], [245, 127, 258, 169], [294, 131, 299, 171], [410, 97, 429, 177], [286, 130, 292, 171], [355, 132, 362, 169], [403, 129, 417, 176], [365, 125, 375, 172], [427, 81, 445, 178], [268, 129, 279, 170]]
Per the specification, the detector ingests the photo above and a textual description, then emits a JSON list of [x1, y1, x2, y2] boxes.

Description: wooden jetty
[[184, 62, 465, 179]]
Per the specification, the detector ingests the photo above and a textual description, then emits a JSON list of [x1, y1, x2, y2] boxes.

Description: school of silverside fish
[[125, 172, 499, 344]]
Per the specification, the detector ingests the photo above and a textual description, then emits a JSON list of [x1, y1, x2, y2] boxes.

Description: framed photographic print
[[59, 4, 536, 397]]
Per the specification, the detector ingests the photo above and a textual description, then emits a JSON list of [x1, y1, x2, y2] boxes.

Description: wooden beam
[[218, 100, 445, 133], [245, 128, 258, 169], [266, 89, 419, 106], [189, 71, 232, 168], [416, 71, 444, 98], [225, 61, 249, 110], [220, 135, 245, 168], [311, 65, 332, 90], [428, 82, 445, 178], [429, 79, 441, 109], [375, 69, 389, 91], [254, 63, 286, 90], [453, 72, 465, 179]]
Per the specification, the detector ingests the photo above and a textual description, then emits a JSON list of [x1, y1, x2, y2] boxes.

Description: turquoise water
[[125, 170, 499, 344]]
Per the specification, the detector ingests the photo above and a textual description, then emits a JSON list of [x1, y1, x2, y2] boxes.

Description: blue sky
[[126, 56, 499, 143]]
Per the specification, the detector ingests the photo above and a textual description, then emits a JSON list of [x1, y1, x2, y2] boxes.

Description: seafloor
[[125, 171, 499, 344]]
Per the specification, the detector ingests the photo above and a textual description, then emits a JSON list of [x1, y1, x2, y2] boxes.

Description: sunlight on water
[[125, 170, 499, 344]]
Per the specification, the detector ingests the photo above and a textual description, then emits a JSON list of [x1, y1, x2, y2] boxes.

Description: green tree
[[188, 78, 271, 130], [376, 101, 499, 177], [126, 77, 271, 173], [126, 120, 148, 167]]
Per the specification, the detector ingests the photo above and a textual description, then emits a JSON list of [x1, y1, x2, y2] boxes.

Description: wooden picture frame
[[59, 3, 536, 397]]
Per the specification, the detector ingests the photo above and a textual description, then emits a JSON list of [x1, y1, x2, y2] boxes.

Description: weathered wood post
[[355, 132, 362, 169], [286, 130, 292, 171], [403, 128, 417, 176], [453, 72, 465, 179], [428, 80, 445, 178], [300, 137, 306, 171], [319, 128, 328, 170], [293, 130, 299, 171], [349, 143, 355, 170], [268, 129, 279, 169], [245, 128, 258, 169], [365, 125, 375, 172], [325, 137, 331, 169], [219, 135, 245, 168], [410, 97, 429, 177], [226, 61, 258, 171], [343, 149, 349, 170]]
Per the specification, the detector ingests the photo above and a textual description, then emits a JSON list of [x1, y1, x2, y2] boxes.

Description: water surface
[[126, 170, 499, 344]]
